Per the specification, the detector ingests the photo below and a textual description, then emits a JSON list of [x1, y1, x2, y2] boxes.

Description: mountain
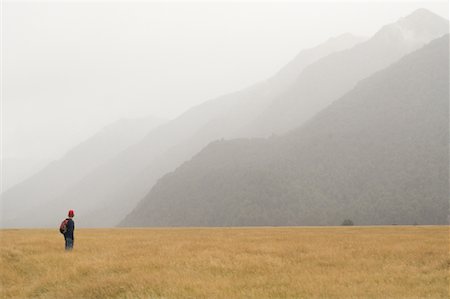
[[238, 8, 449, 137], [122, 34, 449, 227], [0, 116, 165, 226], [0, 33, 364, 228], [117, 8, 447, 227], [4, 9, 447, 228]]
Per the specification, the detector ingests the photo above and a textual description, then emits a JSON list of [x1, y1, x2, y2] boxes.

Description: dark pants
[[65, 237, 74, 251]]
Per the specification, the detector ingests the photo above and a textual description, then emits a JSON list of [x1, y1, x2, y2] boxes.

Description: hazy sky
[[2, 0, 448, 161]]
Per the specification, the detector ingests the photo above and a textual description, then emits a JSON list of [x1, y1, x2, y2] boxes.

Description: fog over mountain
[[239, 8, 449, 137], [0, 116, 165, 224], [6, 2, 446, 164], [122, 34, 449, 227], [1, 33, 363, 227], [95, 9, 446, 227], [1, 8, 448, 228]]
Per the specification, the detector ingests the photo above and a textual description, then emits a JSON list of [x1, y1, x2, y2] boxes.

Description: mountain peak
[[372, 8, 449, 45], [403, 8, 444, 22], [399, 8, 448, 31]]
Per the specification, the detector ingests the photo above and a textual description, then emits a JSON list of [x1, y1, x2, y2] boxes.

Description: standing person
[[61, 210, 75, 251]]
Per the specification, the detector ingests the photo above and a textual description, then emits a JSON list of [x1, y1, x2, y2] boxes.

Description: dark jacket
[[64, 218, 75, 240]]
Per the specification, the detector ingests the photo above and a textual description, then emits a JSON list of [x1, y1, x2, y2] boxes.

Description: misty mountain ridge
[[374, 8, 448, 43], [0, 116, 165, 225], [240, 8, 448, 137], [122, 34, 449, 226], [0, 32, 363, 227], [2, 9, 448, 228], [120, 9, 447, 227], [272, 33, 366, 90]]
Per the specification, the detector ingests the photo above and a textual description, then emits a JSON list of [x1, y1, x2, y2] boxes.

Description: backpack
[[60, 219, 69, 234]]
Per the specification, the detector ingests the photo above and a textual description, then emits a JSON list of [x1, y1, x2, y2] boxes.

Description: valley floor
[[0, 226, 448, 298]]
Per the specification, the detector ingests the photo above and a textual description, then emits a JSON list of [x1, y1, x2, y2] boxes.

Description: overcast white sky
[[2, 1, 449, 161]]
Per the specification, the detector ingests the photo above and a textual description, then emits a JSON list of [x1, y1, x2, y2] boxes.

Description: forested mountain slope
[[122, 35, 449, 226]]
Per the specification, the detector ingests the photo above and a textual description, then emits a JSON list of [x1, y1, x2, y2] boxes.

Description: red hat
[[68, 210, 74, 217]]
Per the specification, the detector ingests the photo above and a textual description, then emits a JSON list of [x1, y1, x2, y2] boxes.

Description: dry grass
[[0, 226, 448, 299]]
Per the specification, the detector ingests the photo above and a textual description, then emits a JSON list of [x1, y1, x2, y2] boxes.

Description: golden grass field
[[0, 226, 449, 299]]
